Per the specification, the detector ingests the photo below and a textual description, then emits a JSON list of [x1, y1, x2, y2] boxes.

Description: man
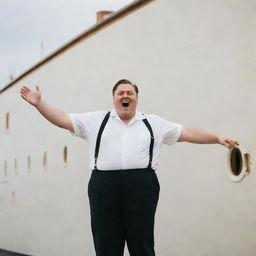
[[20, 79, 238, 256]]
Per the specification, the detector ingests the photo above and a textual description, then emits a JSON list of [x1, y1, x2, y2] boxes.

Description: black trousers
[[88, 168, 160, 256]]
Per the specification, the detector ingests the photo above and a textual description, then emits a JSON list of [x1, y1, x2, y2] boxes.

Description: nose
[[122, 93, 129, 98]]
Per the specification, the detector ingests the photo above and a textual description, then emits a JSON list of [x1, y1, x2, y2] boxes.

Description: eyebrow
[[117, 90, 134, 93]]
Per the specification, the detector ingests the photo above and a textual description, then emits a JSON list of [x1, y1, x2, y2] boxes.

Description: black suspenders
[[142, 118, 155, 169], [94, 112, 111, 170], [94, 112, 154, 170]]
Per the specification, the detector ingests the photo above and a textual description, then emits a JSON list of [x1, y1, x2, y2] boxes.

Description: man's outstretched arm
[[177, 125, 239, 149], [20, 85, 74, 132]]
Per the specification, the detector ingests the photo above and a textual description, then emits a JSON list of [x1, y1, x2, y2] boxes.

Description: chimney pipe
[[96, 11, 114, 23]]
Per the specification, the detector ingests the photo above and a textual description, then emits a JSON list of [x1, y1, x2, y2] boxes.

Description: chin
[[121, 110, 130, 115]]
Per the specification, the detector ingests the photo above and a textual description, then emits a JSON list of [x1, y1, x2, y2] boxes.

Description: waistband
[[91, 168, 155, 174]]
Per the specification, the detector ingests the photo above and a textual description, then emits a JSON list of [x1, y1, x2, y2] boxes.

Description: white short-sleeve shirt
[[69, 109, 183, 171]]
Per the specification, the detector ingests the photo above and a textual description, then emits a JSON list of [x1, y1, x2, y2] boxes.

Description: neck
[[117, 110, 136, 124]]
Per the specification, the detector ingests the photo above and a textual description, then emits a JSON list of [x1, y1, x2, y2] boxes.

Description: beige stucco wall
[[0, 0, 255, 255]]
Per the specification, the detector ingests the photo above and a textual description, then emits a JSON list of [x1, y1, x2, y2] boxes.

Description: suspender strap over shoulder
[[94, 111, 110, 170], [142, 118, 155, 169]]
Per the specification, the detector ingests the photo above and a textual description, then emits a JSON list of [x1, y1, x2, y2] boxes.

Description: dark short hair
[[112, 79, 139, 96]]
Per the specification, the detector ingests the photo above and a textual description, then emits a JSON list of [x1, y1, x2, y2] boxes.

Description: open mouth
[[122, 102, 129, 108]]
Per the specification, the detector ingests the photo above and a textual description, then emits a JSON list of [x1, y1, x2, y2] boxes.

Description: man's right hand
[[20, 85, 41, 106], [19, 85, 74, 132]]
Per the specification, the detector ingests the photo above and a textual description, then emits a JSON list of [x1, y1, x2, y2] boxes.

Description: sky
[[0, 0, 133, 90]]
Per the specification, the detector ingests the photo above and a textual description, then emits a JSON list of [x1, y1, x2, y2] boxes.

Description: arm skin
[[177, 125, 239, 149], [20, 85, 74, 132]]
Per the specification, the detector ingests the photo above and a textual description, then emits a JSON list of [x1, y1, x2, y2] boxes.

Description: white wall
[[0, 0, 255, 255]]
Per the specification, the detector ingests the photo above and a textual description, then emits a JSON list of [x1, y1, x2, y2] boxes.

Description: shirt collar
[[110, 109, 144, 121]]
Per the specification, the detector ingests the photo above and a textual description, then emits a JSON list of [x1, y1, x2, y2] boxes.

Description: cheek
[[113, 99, 121, 106], [133, 98, 138, 104]]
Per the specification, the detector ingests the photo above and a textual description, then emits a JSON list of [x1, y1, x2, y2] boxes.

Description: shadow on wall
[[0, 249, 32, 256]]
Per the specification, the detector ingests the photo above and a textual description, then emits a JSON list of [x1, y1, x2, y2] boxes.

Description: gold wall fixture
[[14, 158, 18, 174], [63, 146, 68, 166], [6, 112, 10, 131], [43, 151, 47, 170]]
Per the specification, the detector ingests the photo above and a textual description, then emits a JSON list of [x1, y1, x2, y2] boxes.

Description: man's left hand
[[218, 136, 239, 149]]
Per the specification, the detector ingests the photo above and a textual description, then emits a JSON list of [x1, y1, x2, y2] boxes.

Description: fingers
[[20, 85, 40, 98], [224, 138, 239, 149], [20, 95, 28, 102], [20, 86, 31, 99], [20, 85, 40, 93], [20, 87, 29, 97], [20, 86, 30, 92], [20, 86, 32, 103], [226, 138, 239, 146], [20, 86, 30, 94], [20, 91, 29, 102], [20, 85, 41, 106]]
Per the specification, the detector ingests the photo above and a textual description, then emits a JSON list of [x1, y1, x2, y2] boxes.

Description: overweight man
[[20, 79, 238, 256]]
